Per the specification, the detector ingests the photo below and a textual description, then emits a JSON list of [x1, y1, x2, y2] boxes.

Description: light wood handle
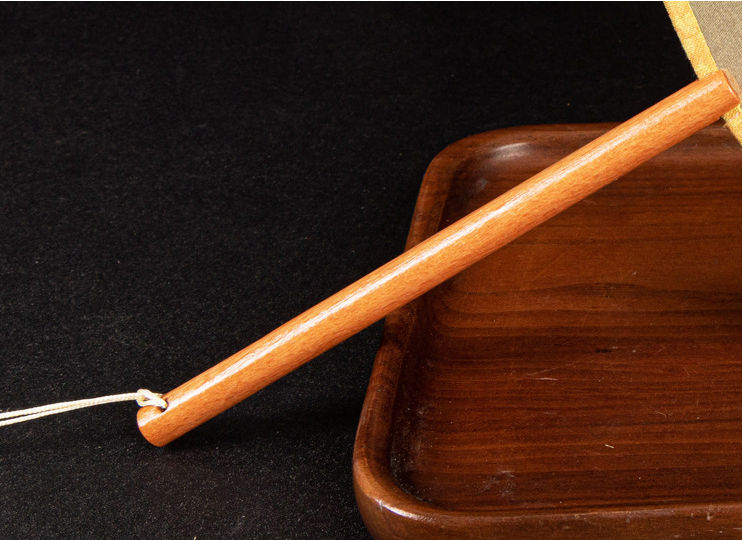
[[138, 70, 740, 446]]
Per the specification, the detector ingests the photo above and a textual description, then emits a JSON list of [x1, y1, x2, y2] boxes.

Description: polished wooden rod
[[138, 70, 740, 446]]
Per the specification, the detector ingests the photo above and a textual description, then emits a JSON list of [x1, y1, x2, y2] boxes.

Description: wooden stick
[[138, 70, 740, 446]]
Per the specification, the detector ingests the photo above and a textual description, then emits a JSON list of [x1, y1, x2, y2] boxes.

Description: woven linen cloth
[[665, 1, 742, 145]]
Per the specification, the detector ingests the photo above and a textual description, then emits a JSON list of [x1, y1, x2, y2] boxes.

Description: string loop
[[0, 389, 167, 427]]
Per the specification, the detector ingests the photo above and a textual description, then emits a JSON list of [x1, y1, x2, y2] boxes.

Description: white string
[[0, 389, 167, 427]]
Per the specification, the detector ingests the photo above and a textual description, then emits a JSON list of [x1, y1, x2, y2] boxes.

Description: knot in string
[[135, 389, 168, 409]]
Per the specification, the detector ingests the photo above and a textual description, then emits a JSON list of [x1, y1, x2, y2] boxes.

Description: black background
[[0, 3, 695, 539]]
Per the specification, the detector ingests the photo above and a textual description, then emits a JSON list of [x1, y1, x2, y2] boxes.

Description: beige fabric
[[692, 2, 742, 86], [665, 1, 742, 145]]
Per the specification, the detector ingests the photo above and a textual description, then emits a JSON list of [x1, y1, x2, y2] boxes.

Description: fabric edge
[[664, 1, 742, 146]]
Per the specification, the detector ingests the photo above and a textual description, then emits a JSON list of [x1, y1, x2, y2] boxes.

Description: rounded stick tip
[[718, 69, 741, 102], [137, 404, 170, 447]]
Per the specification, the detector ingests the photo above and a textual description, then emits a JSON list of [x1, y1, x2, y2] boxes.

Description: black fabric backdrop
[[0, 3, 696, 539]]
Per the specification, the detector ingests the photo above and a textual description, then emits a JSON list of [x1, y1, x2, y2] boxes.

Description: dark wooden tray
[[353, 123, 742, 539]]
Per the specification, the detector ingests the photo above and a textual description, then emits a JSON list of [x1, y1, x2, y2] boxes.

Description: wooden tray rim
[[351, 123, 742, 539]]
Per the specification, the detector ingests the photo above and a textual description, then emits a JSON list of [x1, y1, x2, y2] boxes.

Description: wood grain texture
[[352, 123, 742, 539], [138, 71, 739, 446]]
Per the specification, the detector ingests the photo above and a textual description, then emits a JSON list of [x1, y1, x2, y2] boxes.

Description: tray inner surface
[[388, 126, 742, 512]]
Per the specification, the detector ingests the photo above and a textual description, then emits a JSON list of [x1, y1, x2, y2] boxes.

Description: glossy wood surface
[[353, 123, 742, 539], [138, 72, 739, 446]]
